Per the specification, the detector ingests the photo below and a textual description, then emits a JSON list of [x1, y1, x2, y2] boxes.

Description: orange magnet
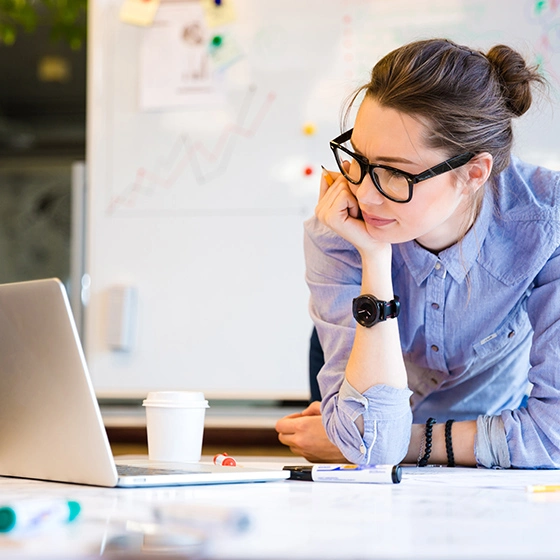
[[302, 122, 316, 135]]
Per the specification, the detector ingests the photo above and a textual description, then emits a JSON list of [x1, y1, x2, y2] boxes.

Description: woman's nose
[[355, 173, 385, 205]]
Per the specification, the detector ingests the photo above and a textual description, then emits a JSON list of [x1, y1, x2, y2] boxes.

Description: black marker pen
[[283, 464, 401, 484]]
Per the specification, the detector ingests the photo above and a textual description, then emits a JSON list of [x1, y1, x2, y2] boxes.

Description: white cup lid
[[142, 391, 209, 408]]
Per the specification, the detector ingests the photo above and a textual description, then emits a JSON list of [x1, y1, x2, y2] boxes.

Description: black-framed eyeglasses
[[330, 129, 475, 203]]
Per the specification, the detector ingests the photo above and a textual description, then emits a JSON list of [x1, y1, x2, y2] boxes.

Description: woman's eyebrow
[[349, 139, 417, 166], [376, 155, 417, 165]]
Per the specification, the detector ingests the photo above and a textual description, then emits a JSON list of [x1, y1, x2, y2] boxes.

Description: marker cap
[[68, 501, 81, 522], [0, 507, 16, 532]]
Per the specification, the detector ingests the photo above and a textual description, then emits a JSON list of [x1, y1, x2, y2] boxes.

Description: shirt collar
[[396, 188, 493, 285]]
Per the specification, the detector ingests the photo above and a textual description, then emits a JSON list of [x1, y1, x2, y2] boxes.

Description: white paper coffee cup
[[143, 391, 209, 463]]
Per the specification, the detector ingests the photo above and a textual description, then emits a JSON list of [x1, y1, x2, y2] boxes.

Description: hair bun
[[486, 45, 543, 117]]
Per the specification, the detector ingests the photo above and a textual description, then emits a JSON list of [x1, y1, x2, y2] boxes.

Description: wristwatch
[[352, 294, 400, 328]]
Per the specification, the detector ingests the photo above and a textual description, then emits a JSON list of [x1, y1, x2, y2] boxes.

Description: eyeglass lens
[[333, 146, 410, 202]]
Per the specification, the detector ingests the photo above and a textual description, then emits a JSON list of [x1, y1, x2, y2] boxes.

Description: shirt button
[[359, 444, 366, 454], [431, 345, 439, 352], [434, 262, 442, 270], [508, 331, 516, 338], [431, 302, 440, 310]]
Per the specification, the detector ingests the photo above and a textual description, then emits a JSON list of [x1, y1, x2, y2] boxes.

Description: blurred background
[[0, 0, 86, 285]]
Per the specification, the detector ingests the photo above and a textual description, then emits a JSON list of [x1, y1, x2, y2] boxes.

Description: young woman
[[275, 38, 560, 469]]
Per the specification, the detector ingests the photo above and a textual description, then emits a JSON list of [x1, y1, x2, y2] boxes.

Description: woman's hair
[[345, 38, 546, 178]]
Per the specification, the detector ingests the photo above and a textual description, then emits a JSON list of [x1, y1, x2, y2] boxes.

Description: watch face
[[353, 295, 380, 327]]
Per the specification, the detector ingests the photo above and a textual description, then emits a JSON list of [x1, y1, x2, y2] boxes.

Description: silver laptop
[[0, 278, 289, 487]]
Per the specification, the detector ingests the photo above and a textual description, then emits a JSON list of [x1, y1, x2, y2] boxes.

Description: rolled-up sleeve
[[323, 378, 413, 464], [304, 217, 413, 465], [501, 244, 560, 468], [474, 415, 511, 468]]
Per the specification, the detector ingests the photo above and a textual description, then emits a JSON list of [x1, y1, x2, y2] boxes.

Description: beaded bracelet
[[417, 417, 436, 467], [445, 419, 455, 467]]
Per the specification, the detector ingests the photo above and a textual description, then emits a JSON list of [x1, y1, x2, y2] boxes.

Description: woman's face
[[349, 97, 476, 251]]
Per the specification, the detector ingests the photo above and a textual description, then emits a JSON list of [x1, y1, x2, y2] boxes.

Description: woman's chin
[[364, 222, 415, 245]]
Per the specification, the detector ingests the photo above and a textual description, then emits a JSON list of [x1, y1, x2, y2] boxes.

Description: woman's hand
[[316, 167, 378, 254], [275, 401, 347, 463]]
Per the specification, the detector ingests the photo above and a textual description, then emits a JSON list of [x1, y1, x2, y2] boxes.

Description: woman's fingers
[[276, 415, 347, 462], [319, 167, 342, 198], [301, 401, 322, 416], [316, 180, 358, 230]]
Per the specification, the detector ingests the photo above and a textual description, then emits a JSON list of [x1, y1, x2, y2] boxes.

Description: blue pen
[[0, 499, 81, 533]]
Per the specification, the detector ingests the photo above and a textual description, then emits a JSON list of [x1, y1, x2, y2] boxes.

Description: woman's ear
[[463, 152, 493, 193]]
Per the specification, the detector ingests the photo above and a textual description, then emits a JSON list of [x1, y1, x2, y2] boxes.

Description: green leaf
[[0, 0, 87, 47], [1, 24, 16, 45]]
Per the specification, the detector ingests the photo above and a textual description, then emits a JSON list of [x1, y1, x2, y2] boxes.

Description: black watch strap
[[381, 297, 400, 320]]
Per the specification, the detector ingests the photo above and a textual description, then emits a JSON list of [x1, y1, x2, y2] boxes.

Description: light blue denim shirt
[[305, 156, 560, 469]]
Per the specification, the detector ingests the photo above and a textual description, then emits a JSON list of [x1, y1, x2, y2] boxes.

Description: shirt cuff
[[332, 378, 412, 464], [474, 415, 511, 469], [337, 377, 368, 418], [337, 378, 413, 420]]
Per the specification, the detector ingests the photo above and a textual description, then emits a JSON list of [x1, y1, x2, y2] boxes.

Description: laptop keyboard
[[116, 465, 205, 476]]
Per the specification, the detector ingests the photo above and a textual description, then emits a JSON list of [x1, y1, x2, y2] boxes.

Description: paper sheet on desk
[[401, 466, 560, 489]]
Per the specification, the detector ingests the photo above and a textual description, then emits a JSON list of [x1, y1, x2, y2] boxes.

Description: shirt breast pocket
[[473, 298, 532, 360]]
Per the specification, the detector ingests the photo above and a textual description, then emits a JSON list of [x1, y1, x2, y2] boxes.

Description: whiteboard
[[86, 0, 560, 398]]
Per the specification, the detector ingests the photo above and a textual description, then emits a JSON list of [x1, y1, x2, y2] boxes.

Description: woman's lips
[[362, 211, 396, 227]]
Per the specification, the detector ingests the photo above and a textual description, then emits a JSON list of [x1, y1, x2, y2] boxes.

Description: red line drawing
[[107, 88, 276, 214]]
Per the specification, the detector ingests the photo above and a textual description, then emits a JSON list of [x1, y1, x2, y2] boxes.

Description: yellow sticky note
[[120, 0, 161, 27], [209, 33, 243, 69], [200, 0, 236, 27]]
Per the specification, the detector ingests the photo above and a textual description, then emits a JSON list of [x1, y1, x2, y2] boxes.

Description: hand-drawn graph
[[107, 87, 276, 214]]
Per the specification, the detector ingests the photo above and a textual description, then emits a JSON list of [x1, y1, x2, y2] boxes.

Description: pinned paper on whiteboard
[[120, 0, 161, 26], [139, 1, 224, 110], [209, 32, 243, 70], [200, 0, 236, 27]]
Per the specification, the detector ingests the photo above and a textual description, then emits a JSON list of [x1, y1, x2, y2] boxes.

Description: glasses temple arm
[[415, 153, 475, 182]]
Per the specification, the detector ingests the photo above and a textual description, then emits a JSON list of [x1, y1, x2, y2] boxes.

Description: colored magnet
[[302, 122, 316, 135]]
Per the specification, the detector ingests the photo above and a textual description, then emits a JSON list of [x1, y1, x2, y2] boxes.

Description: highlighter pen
[[0, 499, 81, 533], [527, 484, 560, 493], [321, 165, 335, 187], [283, 464, 401, 484]]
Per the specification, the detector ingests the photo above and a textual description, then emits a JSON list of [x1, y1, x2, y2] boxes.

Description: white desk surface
[[1, 456, 560, 559]]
